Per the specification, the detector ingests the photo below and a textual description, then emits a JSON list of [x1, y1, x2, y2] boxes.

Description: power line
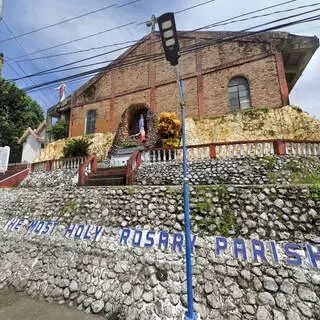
[[13, 40, 139, 63], [8, 21, 139, 61], [2, 19, 55, 107], [194, 4, 320, 32], [137, 0, 217, 25], [6, 0, 221, 79], [9, 4, 320, 83], [203, 2, 320, 29], [192, 14, 320, 51], [21, 12, 320, 93], [7, 43, 137, 81], [9, 0, 218, 62], [193, 0, 299, 30], [9, 0, 305, 66], [175, 0, 216, 14], [27, 74, 101, 93], [0, 0, 140, 44]]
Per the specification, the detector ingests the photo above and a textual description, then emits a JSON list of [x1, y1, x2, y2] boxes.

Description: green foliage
[[121, 141, 139, 149], [157, 112, 181, 148], [285, 160, 303, 172], [198, 210, 238, 237], [60, 200, 78, 216], [0, 78, 44, 162], [63, 138, 92, 158], [48, 119, 68, 141], [267, 171, 278, 184], [196, 200, 212, 212], [292, 174, 320, 185], [261, 155, 277, 170], [310, 183, 320, 200], [266, 129, 276, 137], [241, 107, 269, 116]]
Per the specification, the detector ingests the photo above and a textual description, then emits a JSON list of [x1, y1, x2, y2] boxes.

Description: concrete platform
[[0, 290, 99, 320]]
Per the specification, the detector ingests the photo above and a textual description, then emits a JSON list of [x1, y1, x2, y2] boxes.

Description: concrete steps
[[84, 167, 127, 186]]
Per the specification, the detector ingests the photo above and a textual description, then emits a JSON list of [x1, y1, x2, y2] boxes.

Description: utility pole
[[156, 12, 199, 320], [146, 15, 157, 33], [0, 0, 4, 20]]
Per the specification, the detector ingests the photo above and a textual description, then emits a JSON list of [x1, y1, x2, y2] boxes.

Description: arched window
[[86, 110, 96, 134], [228, 77, 251, 111]]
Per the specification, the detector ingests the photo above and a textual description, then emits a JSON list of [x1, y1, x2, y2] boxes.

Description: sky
[[0, 0, 320, 119]]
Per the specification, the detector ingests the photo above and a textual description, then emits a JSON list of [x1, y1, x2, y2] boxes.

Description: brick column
[[149, 34, 157, 112], [275, 52, 289, 106], [196, 36, 204, 118], [274, 140, 286, 155], [68, 107, 73, 137], [109, 70, 116, 132]]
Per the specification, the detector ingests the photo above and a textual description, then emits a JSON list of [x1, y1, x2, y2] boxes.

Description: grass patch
[[261, 155, 277, 170], [60, 200, 78, 216]]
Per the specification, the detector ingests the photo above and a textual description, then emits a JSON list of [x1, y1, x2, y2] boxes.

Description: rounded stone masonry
[[0, 185, 319, 319], [135, 155, 320, 186]]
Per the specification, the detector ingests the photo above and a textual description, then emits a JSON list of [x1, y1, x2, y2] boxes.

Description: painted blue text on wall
[[4, 218, 104, 241], [120, 229, 320, 269]]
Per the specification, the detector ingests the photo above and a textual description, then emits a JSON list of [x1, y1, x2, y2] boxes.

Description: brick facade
[[68, 31, 311, 136]]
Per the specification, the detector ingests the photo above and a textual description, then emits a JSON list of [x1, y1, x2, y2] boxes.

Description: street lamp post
[[157, 12, 199, 320]]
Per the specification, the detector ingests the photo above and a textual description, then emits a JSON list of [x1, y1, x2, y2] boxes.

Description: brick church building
[[46, 31, 318, 142]]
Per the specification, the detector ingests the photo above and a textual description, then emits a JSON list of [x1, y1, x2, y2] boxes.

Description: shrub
[[48, 119, 69, 140], [63, 138, 92, 158], [157, 112, 181, 147], [121, 141, 139, 149]]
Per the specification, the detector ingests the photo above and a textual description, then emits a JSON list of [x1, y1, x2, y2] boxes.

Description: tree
[[48, 119, 69, 141], [0, 78, 44, 163]]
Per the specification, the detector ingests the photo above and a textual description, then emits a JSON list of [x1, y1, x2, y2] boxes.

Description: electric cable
[[201, 2, 320, 29], [21, 13, 320, 92], [8, 0, 218, 62], [0, 0, 140, 44], [6, 0, 299, 70], [2, 20, 55, 106], [8, 0, 309, 68], [13, 40, 139, 63], [11, 8, 320, 83]]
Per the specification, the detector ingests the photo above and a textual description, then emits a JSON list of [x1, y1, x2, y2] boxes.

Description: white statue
[[56, 82, 66, 102]]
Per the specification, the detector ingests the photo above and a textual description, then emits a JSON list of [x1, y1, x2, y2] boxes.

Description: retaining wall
[[135, 156, 320, 186], [0, 185, 319, 319]]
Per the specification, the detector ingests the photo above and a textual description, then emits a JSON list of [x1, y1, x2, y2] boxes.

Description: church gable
[[72, 36, 153, 107]]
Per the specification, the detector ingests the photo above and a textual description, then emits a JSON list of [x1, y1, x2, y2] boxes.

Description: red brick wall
[[0, 168, 29, 188], [69, 34, 284, 136]]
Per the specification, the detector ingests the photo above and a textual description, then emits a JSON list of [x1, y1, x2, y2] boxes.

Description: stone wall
[[0, 185, 319, 319], [185, 106, 320, 146], [36, 133, 115, 163], [20, 169, 78, 188], [135, 155, 320, 186]]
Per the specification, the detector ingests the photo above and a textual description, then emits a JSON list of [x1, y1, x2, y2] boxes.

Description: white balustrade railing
[[32, 161, 46, 172], [141, 146, 210, 164], [140, 141, 278, 164], [32, 157, 87, 172], [215, 141, 274, 159], [51, 157, 86, 170], [284, 142, 320, 156]]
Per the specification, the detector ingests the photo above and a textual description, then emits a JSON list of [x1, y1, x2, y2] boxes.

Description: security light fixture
[[157, 12, 181, 66]]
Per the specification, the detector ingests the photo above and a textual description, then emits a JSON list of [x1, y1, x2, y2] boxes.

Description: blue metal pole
[[174, 66, 198, 320]]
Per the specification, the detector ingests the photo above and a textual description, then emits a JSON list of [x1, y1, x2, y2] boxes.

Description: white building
[[18, 121, 46, 163]]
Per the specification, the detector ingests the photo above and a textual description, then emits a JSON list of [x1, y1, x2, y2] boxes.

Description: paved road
[[0, 290, 99, 320]]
